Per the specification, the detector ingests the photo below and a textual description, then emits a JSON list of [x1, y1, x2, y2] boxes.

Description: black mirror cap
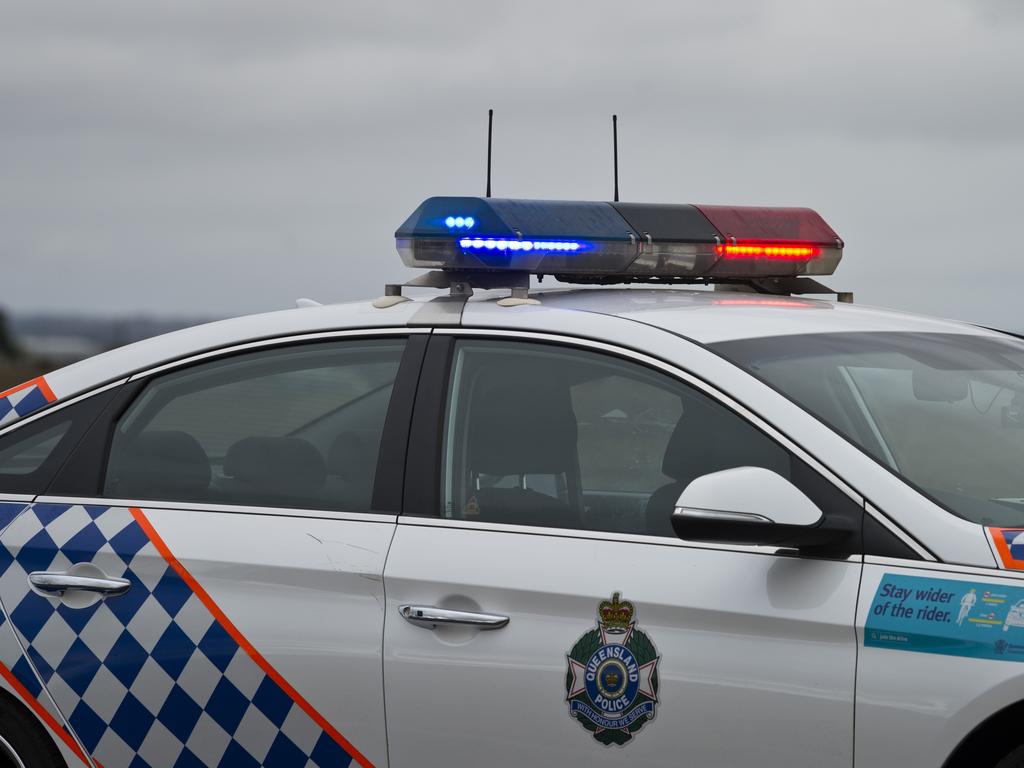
[[671, 512, 854, 551]]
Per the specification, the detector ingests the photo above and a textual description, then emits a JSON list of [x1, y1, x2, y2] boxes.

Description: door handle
[[28, 572, 131, 598], [398, 604, 509, 630]]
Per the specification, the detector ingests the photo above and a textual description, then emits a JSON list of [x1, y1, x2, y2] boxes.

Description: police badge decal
[[565, 592, 661, 746]]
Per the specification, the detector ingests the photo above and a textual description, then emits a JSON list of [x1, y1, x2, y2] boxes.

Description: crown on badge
[[598, 592, 634, 632]]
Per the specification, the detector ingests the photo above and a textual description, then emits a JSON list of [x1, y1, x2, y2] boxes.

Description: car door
[[383, 332, 864, 768], [0, 330, 425, 768]]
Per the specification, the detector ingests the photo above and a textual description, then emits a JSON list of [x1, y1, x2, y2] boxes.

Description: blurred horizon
[[0, 305, 215, 389]]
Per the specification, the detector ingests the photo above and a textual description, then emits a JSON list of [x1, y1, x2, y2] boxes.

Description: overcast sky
[[2, 0, 1022, 328]]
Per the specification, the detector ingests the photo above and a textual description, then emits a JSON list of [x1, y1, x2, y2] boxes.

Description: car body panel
[[384, 519, 860, 768], [0, 502, 388, 767], [0, 498, 95, 765], [856, 561, 1024, 767]]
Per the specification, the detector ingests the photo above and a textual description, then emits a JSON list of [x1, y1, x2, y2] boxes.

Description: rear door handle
[[28, 572, 131, 598], [398, 604, 509, 630]]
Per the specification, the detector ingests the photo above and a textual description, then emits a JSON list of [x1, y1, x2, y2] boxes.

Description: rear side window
[[104, 339, 405, 511], [0, 421, 72, 475], [0, 387, 119, 495]]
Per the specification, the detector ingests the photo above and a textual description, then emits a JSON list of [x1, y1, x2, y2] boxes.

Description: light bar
[[395, 197, 843, 281]]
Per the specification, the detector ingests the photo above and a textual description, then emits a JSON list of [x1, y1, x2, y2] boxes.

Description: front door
[[0, 333, 419, 768], [383, 335, 862, 767]]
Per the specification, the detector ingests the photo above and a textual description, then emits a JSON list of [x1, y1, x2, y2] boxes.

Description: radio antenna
[[486, 108, 494, 198], [612, 114, 620, 202]]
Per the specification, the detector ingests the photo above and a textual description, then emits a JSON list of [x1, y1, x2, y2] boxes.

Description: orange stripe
[[0, 661, 90, 765], [0, 380, 33, 400], [129, 507, 375, 768], [0, 376, 56, 403], [34, 376, 57, 403], [990, 528, 1024, 571]]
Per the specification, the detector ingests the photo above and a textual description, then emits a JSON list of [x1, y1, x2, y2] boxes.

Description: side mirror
[[671, 466, 839, 548]]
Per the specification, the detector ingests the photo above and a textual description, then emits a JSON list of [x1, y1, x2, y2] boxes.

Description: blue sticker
[[866, 573, 1024, 662]]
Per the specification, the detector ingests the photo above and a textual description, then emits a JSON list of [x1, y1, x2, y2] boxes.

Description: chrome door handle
[[398, 604, 509, 630], [28, 572, 131, 598]]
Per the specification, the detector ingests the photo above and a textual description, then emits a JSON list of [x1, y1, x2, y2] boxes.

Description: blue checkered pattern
[[0, 609, 84, 760], [0, 501, 88, 761], [0, 503, 53, 705], [0, 504, 359, 768], [0, 380, 54, 428], [0, 502, 26, 536]]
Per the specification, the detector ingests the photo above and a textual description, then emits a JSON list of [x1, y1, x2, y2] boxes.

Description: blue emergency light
[[395, 196, 843, 283]]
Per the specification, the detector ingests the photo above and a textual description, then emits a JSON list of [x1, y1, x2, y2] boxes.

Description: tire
[[996, 745, 1024, 768], [0, 696, 66, 768]]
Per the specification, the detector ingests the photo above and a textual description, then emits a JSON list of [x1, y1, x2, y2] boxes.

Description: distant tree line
[[0, 309, 21, 359]]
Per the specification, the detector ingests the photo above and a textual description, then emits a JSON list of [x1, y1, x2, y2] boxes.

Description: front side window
[[105, 338, 405, 511], [441, 340, 791, 536], [713, 331, 1024, 527]]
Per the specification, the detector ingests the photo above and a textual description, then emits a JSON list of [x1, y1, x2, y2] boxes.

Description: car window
[[441, 339, 792, 536], [713, 331, 1024, 528], [0, 420, 72, 476], [104, 338, 405, 511]]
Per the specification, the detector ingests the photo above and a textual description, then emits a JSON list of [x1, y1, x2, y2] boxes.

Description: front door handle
[[28, 572, 131, 598], [399, 604, 509, 630]]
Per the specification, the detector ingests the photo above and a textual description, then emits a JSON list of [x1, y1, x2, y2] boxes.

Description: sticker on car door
[[564, 592, 660, 747], [866, 573, 1024, 662]]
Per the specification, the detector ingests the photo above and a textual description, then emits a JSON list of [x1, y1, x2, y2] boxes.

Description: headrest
[[114, 430, 210, 498], [467, 376, 578, 476], [662, 400, 789, 482], [224, 437, 326, 498], [327, 432, 378, 483]]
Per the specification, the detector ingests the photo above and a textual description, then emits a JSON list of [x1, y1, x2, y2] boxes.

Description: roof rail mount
[[376, 271, 852, 305]]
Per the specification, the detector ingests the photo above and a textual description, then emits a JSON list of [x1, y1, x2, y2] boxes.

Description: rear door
[[383, 332, 864, 767], [0, 330, 424, 768]]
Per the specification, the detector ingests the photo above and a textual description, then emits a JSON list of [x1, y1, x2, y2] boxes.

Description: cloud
[[1, 0, 1022, 329]]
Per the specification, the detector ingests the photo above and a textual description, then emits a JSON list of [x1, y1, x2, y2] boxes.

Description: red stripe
[[0, 661, 90, 765], [129, 507, 375, 768], [0, 376, 56, 403]]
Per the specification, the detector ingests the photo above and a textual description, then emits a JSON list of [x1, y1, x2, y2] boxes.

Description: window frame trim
[[413, 327, 933, 562], [52, 327, 427, 516]]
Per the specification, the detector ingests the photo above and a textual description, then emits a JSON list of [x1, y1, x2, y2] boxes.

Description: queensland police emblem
[[564, 592, 660, 746]]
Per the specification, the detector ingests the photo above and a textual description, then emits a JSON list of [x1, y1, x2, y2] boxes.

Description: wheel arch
[[944, 698, 1024, 768], [0, 683, 70, 767]]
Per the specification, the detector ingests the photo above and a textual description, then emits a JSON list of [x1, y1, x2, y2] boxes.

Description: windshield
[[713, 331, 1024, 527]]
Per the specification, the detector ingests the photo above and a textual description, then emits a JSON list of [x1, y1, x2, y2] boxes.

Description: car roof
[[488, 287, 996, 344], [30, 287, 1003, 410]]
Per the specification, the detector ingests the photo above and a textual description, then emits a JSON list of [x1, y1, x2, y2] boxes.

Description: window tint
[[105, 339, 405, 511], [0, 420, 72, 476], [713, 332, 1024, 528], [0, 386, 120, 495], [441, 340, 792, 536]]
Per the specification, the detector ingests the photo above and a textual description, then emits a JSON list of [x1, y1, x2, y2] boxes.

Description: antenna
[[612, 114, 619, 202], [486, 108, 494, 198]]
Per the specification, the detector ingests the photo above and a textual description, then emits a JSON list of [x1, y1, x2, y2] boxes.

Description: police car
[[1, 195, 1023, 768]]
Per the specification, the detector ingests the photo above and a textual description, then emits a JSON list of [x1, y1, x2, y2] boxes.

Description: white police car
[[1, 196, 1023, 768]]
